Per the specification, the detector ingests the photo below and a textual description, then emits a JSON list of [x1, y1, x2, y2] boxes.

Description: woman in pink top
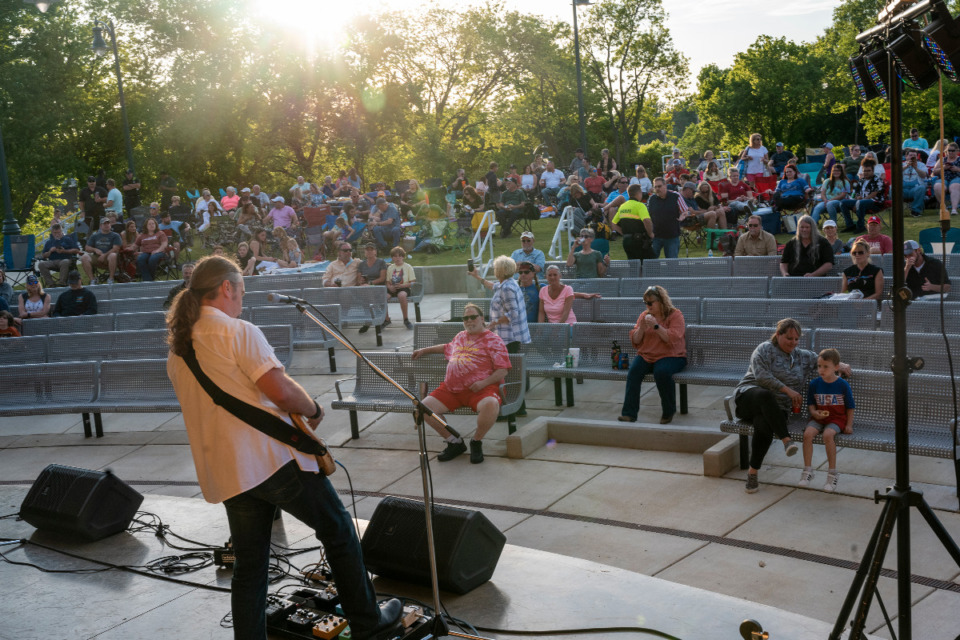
[[538, 265, 598, 324], [220, 186, 240, 212], [135, 217, 169, 281], [618, 285, 687, 424]]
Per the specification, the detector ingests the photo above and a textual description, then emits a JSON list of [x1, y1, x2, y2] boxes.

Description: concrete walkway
[[1, 293, 958, 638]]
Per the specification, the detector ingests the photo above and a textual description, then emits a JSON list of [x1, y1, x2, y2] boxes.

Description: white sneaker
[[798, 469, 814, 487], [824, 472, 839, 492], [107, 277, 115, 284]]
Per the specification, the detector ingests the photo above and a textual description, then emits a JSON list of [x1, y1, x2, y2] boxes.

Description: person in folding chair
[[165, 256, 401, 640]]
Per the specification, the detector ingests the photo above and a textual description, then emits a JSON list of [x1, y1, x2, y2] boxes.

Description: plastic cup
[[568, 348, 580, 368]]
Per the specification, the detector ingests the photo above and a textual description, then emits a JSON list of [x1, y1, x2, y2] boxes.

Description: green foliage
[[634, 140, 675, 175]]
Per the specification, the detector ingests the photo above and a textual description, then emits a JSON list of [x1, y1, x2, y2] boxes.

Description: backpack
[[717, 231, 739, 256]]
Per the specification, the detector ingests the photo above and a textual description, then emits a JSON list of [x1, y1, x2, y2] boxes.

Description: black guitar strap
[[182, 345, 327, 456]]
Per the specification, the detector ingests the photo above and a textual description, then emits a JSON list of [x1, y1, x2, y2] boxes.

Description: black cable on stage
[[472, 625, 682, 638], [0, 512, 19, 520], [336, 459, 362, 536]]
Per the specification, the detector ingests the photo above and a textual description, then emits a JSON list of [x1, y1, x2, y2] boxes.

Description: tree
[[578, 0, 687, 167]]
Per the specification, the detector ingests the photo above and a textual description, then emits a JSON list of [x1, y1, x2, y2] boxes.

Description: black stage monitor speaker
[[361, 496, 506, 595], [20, 464, 144, 541]]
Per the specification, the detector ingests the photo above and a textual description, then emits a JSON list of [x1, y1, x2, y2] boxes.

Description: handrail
[[34, 210, 85, 251], [548, 206, 575, 259], [470, 209, 499, 279]]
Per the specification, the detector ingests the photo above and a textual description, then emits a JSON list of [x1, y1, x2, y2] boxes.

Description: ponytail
[[166, 256, 242, 356]]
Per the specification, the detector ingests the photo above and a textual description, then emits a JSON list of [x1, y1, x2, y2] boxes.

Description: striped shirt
[[490, 278, 531, 345]]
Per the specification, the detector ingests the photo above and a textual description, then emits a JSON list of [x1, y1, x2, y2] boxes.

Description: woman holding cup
[[618, 285, 687, 424]]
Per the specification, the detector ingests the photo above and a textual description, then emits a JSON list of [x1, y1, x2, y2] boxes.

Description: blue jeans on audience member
[[903, 180, 926, 214], [853, 199, 882, 231], [540, 187, 560, 206], [651, 236, 679, 259], [620, 356, 687, 419], [812, 199, 853, 224], [223, 461, 380, 640], [373, 224, 401, 249], [137, 251, 164, 281]]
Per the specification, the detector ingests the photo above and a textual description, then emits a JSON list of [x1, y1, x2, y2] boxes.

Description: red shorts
[[429, 382, 502, 413]]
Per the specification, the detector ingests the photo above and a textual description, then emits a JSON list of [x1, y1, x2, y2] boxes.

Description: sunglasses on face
[[852, 250, 866, 255], [644, 300, 656, 307], [462, 314, 481, 321], [748, 223, 759, 228], [518, 270, 531, 274]]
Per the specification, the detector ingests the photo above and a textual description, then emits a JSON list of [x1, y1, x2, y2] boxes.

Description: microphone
[[266, 292, 307, 305]]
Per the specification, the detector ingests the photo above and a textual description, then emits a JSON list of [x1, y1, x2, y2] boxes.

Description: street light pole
[[92, 19, 135, 175], [572, 0, 590, 155]]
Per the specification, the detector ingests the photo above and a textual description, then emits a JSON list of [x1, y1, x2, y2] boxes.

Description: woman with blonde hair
[[619, 285, 687, 424], [470, 255, 530, 353], [841, 238, 884, 300], [741, 133, 769, 183]]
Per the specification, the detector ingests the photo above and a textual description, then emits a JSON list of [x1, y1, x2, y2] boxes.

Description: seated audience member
[[669, 147, 686, 169], [371, 197, 402, 249], [276, 237, 303, 269], [618, 284, 687, 425], [848, 160, 886, 233], [515, 261, 542, 325], [902, 149, 928, 218], [583, 167, 606, 201], [693, 182, 729, 228], [679, 182, 719, 229], [771, 164, 808, 212], [17, 275, 51, 322], [236, 243, 255, 276], [768, 142, 796, 176], [220, 186, 240, 213], [495, 178, 530, 238], [841, 144, 864, 183], [0, 269, 12, 307], [735, 215, 778, 256], [822, 220, 845, 256], [718, 167, 753, 221], [264, 196, 300, 230], [510, 231, 546, 274], [855, 216, 892, 255], [664, 160, 685, 186], [630, 165, 654, 196], [81, 218, 122, 284], [931, 142, 960, 216], [601, 176, 631, 221], [612, 185, 654, 260], [702, 161, 724, 183], [307, 182, 326, 207], [194, 189, 222, 219], [537, 264, 598, 325], [903, 127, 929, 152], [449, 168, 469, 197], [51, 271, 97, 316], [247, 228, 276, 275], [164, 262, 194, 310], [323, 242, 361, 287], [780, 215, 834, 277], [158, 209, 190, 260], [857, 152, 885, 180], [567, 227, 609, 277], [812, 164, 853, 224], [0, 310, 19, 337], [538, 161, 565, 206], [598, 148, 617, 176], [696, 150, 717, 174], [37, 223, 81, 287], [904, 239, 951, 299], [384, 246, 416, 329], [399, 180, 425, 216], [462, 185, 484, 211], [135, 217, 169, 281], [357, 243, 387, 286], [519, 165, 537, 193], [841, 239, 884, 300]]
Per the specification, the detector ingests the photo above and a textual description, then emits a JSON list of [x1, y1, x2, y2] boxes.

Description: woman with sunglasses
[[618, 285, 686, 424], [841, 238, 884, 300]]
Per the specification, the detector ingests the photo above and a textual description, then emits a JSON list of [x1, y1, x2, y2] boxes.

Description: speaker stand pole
[[291, 302, 490, 639]]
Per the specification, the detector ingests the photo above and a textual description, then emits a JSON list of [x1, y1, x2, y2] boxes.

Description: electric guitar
[[290, 413, 336, 476]]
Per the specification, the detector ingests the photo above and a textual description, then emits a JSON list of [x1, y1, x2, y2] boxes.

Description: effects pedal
[[213, 540, 235, 568], [312, 614, 348, 639], [266, 595, 298, 625], [287, 609, 323, 633]]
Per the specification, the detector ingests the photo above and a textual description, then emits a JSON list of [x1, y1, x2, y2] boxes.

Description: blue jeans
[[541, 187, 560, 206], [651, 236, 680, 259], [620, 356, 687, 419], [811, 199, 853, 224], [903, 180, 926, 214], [853, 200, 882, 230], [136, 252, 164, 281], [223, 461, 380, 640], [372, 224, 401, 249]]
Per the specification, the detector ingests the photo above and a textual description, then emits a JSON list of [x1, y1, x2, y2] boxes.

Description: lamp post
[[91, 19, 135, 175], [572, 0, 590, 155], [2, 0, 60, 235]]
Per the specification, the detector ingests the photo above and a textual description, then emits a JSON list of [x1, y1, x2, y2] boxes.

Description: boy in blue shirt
[[799, 348, 854, 492]]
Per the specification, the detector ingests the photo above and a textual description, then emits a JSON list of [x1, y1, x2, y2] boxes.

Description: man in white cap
[[263, 196, 299, 230], [904, 239, 951, 299], [510, 231, 545, 274]]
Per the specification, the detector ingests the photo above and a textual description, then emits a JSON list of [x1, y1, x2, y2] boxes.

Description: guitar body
[[290, 413, 337, 476]]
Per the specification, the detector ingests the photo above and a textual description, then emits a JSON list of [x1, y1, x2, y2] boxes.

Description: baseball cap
[[100, 218, 112, 225], [67, 270, 81, 284], [681, 181, 697, 191], [377, 190, 386, 197], [776, 142, 784, 147], [375, 197, 387, 205], [26, 274, 39, 285], [86, 176, 96, 182], [904, 240, 921, 254], [822, 219, 837, 228], [520, 231, 534, 240], [822, 142, 834, 149], [867, 216, 882, 225], [240, 187, 251, 193], [271, 196, 285, 203]]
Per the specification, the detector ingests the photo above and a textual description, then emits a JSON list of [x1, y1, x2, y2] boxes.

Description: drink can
[[792, 404, 801, 414], [619, 353, 629, 369], [565, 354, 573, 368]]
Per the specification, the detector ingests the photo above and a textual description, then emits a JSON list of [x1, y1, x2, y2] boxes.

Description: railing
[[548, 205, 575, 259], [34, 210, 85, 252], [470, 209, 499, 279]]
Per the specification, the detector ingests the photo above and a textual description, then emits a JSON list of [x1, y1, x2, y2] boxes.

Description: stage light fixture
[[888, 21, 941, 89], [850, 49, 883, 101], [923, 0, 960, 82], [865, 45, 890, 99]]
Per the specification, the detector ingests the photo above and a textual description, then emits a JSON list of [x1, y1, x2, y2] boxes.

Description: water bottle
[[849, 289, 864, 299], [707, 249, 713, 258], [611, 340, 621, 369]]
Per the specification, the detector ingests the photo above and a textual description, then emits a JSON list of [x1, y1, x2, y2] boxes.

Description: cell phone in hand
[[467, 259, 474, 272]]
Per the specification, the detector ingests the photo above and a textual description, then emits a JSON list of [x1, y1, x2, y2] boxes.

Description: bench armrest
[[723, 395, 735, 421], [334, 378, 353, 401]]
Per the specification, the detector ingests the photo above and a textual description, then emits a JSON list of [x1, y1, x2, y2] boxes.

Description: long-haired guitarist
[[165, 255, 399, 640]]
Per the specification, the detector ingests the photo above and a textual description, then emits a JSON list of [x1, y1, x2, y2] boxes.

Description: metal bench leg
[[94, 413, 104, 438], [554, 379, 562, 406], [82, 413, 92, 438], [414, 303, 421, 323], [350, 412, 359, 440], [375, 325, 383, 347], [679, 384, 688, 414], [508, 415, 516, 435], [565, 378, 575, 407], [739, 435, 749, 469], [328, 347, 337, 373]]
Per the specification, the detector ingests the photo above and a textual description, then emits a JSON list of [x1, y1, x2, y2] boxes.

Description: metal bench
[[732, 255, 783, 277], [605, 260, 643, 279], [619, 277, 769, 299], [244, 290, 303, 308], [110, 281, 181, 299], [768, 277, 842, 299], [249, 305, 340, 371], [566, 278, 620, 297], [331, 352, 526, 438], [114, 311, 168, 331], [302, 286, 388, 346], [0, 335, 48, 364], [20, 314, 114, 336], [720, 370, 960, 493], [641, 257, 732, 278], [86, 359, 180, 436], [701, 298, 877, 330], [48, 330, 168, 362], [388, 266, 425, 322], [450, 298, 491, 322], [538, 323, 634, 408], [99, 296, 167, 315], [811, 328, 960, 376], [592, 297, 700, 324], [879, 300, 960, 333], [0, 361, 101, 437]]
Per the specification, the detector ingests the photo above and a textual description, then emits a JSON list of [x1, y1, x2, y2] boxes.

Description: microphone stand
[[282, 297, 489, 640]]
